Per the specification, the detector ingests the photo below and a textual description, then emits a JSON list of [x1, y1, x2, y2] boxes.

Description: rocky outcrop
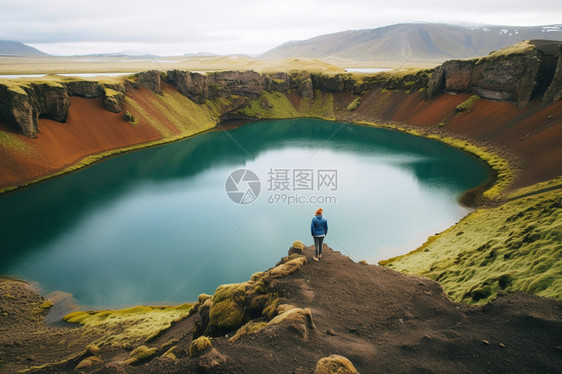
[[0, 82, 69, 137], [189, 252, 307, 339], [136, 70, 162, 94], [428, 40, 562, 108], [544, 45, 562, 103], [311, 74, 356, 93], [165, 70, 267, 104], [166, 70, 321, 104], [63, 80, 104, 98]]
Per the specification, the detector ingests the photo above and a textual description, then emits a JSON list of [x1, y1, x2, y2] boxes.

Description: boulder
[[265, 306, 316, 341], [288, 240, 305, 256], [123, 111, 135, 123], [103, 95, 122, 113], [314, 354, 359, 374], [124, 345, 158, 365], [189, 336, 212, 357], [103, 87, 124, 113], [74, 356, 103, 370], [197, 348, 228, 372]]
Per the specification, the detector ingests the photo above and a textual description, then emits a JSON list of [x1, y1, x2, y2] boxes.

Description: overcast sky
[[1, 0, 561, 56]]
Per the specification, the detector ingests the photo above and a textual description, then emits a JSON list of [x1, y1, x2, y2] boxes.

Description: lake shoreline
[[0, 114, 502, 208]]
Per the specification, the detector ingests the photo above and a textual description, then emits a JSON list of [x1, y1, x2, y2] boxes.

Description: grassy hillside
[[381, 177, 562, 304]]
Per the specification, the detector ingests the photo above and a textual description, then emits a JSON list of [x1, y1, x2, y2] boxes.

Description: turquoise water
[[0, 119, 490, 307]]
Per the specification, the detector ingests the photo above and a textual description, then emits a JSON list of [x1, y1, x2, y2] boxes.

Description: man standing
[[311, 208, 328, 262]]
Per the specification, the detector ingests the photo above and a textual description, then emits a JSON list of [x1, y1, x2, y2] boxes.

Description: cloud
[[2, 0, 561, 55]]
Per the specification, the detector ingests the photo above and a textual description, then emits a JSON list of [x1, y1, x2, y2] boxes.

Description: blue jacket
[[311, 215, 328, 237]]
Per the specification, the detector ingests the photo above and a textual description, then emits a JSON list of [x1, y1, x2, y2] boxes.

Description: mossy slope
[[381, 180, 562, 304], [63, 304, 193, 348]]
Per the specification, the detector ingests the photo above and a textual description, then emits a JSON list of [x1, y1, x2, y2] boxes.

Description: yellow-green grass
[[63, 304, 193, 347], [241, 91, 299, 118], [346, 96, 361, 111], [381, 181, 561, 304], [124, 96, 174, 137], [0, 129, 33, 154], [479, 41, 535, 61], [455, 94, 480, 114], [0, 55, 345, 76], [0, 76, 65, 95], [154, 89, 216, 134], [507, 175, 562, 200]]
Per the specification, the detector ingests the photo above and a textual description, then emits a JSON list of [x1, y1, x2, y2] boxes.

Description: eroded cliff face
[[0, 82, 69, 137], [0, 71, 166, 137], [164, 70, 315, 104], [0, 40, 560, 140], [0, 66, 434, 138], [427, 40, 562, 107]]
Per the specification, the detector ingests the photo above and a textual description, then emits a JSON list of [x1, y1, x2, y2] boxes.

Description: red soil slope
[[0, 85, 206, 191], [355, 91, 562, 188]]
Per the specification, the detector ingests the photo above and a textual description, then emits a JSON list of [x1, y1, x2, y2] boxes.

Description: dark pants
[[314, 236, 325, 258]]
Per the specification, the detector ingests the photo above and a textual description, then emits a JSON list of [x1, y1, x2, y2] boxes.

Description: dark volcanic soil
[[2, 245, 561, 373]]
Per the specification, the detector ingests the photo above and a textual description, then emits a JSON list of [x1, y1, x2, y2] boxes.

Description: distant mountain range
[[3, 23, 562, 61], [261, 23, 562, 62], [0, 40, 48, 57]]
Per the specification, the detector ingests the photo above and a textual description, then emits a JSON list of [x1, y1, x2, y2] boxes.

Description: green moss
[[204, 97, 233, 119], [124, 96, 173, 136], [213, 281, 251, 303], [151, 89, 215, 135], [103, 87, 122, 99], [241, 91, 299, 118], [207, 299, 245, 335], [229, 320, 268, 342], [455, 95, 480, 115], [346, 96, 361, 111], [189, 336, 212, 356], [315, 354, 359, 374], [381, 183, 562, 304], [262, 298, 279, 320], [40, 300, 54, 309], [63, 304, 192, 347], [0, 130, 31, 153], [125, 345, 158, 364], [292, 240, 304, 250]]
